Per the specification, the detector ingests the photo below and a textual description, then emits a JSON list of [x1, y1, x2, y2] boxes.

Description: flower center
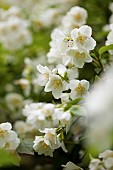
[[74, 13, 82, 21], [53, 79, 62, 89], [0, 128, 6, 138], [75, 83, 85, 95], [42, 142, 48, 149], [75, 51, 85, 59], [48, 133, 55, 141], [77, 32, 87, 44], [5, 142, 10, 149], [64, 37, 74, 48]]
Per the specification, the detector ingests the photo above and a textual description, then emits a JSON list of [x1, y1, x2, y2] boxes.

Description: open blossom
[[71, 25, 96, 52], [62, 161, 83, 170], [0, 122, 20, 150], [89, 158, 105, 170], [67, 49, 92, 68], [69, 79, 89, 99], [99, 150, 113, 169], [40, 128, 60, 149], [53, 29, 74, 54], [44, 74, 66, 99], [33, 136, 54, 157], [37, 64, 51, 86]]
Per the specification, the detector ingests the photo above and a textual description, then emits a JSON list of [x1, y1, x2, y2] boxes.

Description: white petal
[[70, 90, 78, 100], [83, 37, 96, 51], [71, 28, 79, 41], [38, 75, 48, 86], [79, 25, 92, 37], [37, 64, 46, 74], [44, 81, 53, 92], [0, 122, 12, 130], [85, 52, 92, 62], [52, 89, 62, 99], [73, 57, 85, 68], [81, 80, 89, 90], [69, 80, 79, 90]]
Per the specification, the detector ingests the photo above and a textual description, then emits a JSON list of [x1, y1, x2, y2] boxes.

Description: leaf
[[99, 44, 113, 57], [0, 149, 21, 167], [17, 138, 34, 155], [66, 105, 87, 134], [66, 116, 79, 134], [64, 98, 83, 111], [70, 105, 87, 116]]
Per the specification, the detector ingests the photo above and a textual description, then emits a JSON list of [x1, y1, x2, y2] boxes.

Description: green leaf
[[70, 105, 87, 116], [64, 98, 83, 111], [99, 44, 113, 57], [66, 115, 79, 134], [0, 149, 21, 167], [17, 139, 34, 155]]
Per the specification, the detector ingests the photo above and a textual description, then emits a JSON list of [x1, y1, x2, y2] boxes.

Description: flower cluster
[[0, 6, 32, 50], [22, 102, 72, 130], [33, 128, 67, 157], [89, 150, 113, 170], [0, 122, 20, 150]]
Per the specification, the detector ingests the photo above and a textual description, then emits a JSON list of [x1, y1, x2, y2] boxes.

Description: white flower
[[62, 6, 88, 28], [71, 25, 96, 52], [42, 103, 55, 118], [33, 136, 54, 157], [99, 150, 113, 169], [5, 93, 23, 110], [60, 111, 72, 127], [40, 128, 60, 149], [0, 122, 20, 150], [62, 161, 83, 170], [69, 79, 89, 99], [89, 158, 105, 170], [67, 49, 92, 68], [37, 64, 51, 86], [44, 74, 66, 99], [53, 29, 74, 54], [106, 24, 113, 55], [22, 103, 44, 117]]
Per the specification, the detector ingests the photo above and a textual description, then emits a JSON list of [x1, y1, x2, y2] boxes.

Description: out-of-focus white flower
[[5, 93, 23, 111], [33, 136, 54, 157], [84, 66, 113, 153], [42, 103, 55, 118], [37, 64, 51, 86], [71, 25, 96, 52], [99, 150, 113, 169], [89, 158, 105, 170], [0, 16, 32, 50], [60, 111, 72, 127], [47, 48, 63, 64], [44, 74, 66, 99], [62, 161, 83, 170], [0, 122, 20, 150], [67, 49, 92, 68], [109, 2, 113, 13], [14, 120, 32, 135], [69, 79, 89, 99], [62, 6, 88, 33], [22, 103, 44, 117], [106, 24, 113, 55]]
